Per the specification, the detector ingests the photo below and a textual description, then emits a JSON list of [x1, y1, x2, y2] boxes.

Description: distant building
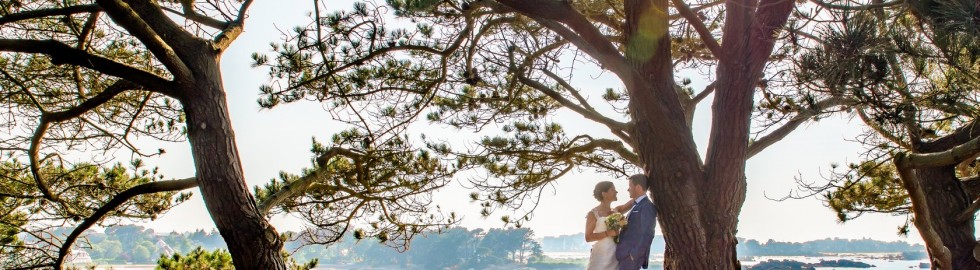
[[66, 249, 93, 264], [156, 238, 176, 257]]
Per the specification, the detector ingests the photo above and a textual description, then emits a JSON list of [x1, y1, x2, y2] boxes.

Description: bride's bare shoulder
[[585, 207, 598, 219]]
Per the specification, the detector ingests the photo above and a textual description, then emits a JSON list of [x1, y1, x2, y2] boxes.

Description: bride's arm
[[614, 201, 632, 213], [584, 214, 614, 242]]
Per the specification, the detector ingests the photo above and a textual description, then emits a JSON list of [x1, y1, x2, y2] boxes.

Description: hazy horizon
[[80, 224, 925, 244]]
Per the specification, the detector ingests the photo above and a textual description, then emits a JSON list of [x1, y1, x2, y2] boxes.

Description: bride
[[585, 181, 631, 270]]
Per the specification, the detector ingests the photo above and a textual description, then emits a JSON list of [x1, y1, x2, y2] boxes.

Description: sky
[[127, 0, 975, 244]]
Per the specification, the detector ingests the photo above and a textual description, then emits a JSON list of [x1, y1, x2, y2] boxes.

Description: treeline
[[739, 238, 925, 256], [286, 227, 543, 269], [65, 226, 927, 266], [64, 225, 544, 268], [540, 233, 925, 256], [55, 225, 228, 264]]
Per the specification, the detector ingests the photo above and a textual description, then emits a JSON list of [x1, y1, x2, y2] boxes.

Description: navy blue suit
[[615, 196, 657, 270]]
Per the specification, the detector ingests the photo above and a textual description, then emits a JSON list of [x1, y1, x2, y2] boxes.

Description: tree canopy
[[254, 0, 812, 267], [0, 0, 285, 268], [761, 0, 980, 265]]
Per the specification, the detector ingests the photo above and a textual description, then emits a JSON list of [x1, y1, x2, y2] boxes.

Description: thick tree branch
[[691, 82, 716, 106], [956, 197, 980, 223], [213, 0, 253, 52], [566, 137, 641, 165], [46, 80, 144, 122], [0, 69, 55, 201], [54, 177, 198, 268], [28, 122, 55, 201], [925, 121, 980, 153], [257, 148, 366, 215], [540, 69, 636, 146], [0, 39, 176, 95], [26, 80, 146, 203], [237, 0, 256, 24], [682, 82, 717, 128], [73, 11, 102, 97], [496, 0, 636, 82], [746, 0, 796, 56], [705, 0, 793, 168], [213, 21, 243, 52], [94, 0, 194, 82], [856, 107, 912, 149], [962, 175, 980, 200], [161, 6, 228, 29], [541, 69, 599, 113], [668, 0, 726, 20], [902, 136, 980, 168], [116, 0, 201, 46], [586, 12, 622, 32], [670, 0, 723, 58], [0, 4, 102, 25], [517, 74, 631, 133], [747, 97, 854, 158]]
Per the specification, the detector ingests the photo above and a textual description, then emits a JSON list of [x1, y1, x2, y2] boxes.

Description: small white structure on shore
[[156, 238, 176, 257], [67, 249, 93, 264]]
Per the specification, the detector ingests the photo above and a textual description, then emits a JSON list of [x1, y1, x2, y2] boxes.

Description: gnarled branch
[[668, 0, 726, 20], [0, 39, 175, 94], [258, 148, 366, 215], [95, 0, 194, 82], [160, 6, 228, 29], [27, 80, 146, 202], [956, 197, 980, 224], [496, 0, 636, 82], [517, 73, 631, 136], [540, 69, 635, 146], [856, 107, 912, 149], [748, 96, 855, 158], [566, 137, 641, 165], [902, 136, 980, 168], [0, 4, 101, 25], [54, 177, 198, 268], [670, 0, 723, 58], [213, 0, 254, 52]]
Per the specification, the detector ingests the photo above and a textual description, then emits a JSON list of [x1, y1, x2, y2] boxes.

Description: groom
[[615, 174, 657, 270]]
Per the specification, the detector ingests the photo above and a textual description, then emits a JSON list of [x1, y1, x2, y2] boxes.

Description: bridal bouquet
[[605, 213, 627, 243]]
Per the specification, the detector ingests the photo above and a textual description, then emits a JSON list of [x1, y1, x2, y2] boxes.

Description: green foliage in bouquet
[[604, 213, 627, 243]]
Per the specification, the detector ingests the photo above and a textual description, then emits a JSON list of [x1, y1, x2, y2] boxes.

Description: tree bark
[[621, 0, 792, 267], [914, 166, 978, 269], [901, 138, 980, 269], [180, 50, 287, 269], [622, 0, 713, 268], [500, 0, 793, 267]]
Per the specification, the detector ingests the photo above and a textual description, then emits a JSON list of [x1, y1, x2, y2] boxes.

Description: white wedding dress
[[587, 209, 618, 270]]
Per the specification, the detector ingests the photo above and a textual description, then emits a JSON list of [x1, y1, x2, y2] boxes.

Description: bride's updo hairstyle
[[593, 181, 614, 201]]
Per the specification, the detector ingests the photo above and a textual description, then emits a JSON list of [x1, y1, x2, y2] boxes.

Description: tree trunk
[[624, 0, 713, 267], [623, 0, 792, 267], [902, 137, 980, 269], [181, 50, 287, 269], [914, 166, 979, 269]]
